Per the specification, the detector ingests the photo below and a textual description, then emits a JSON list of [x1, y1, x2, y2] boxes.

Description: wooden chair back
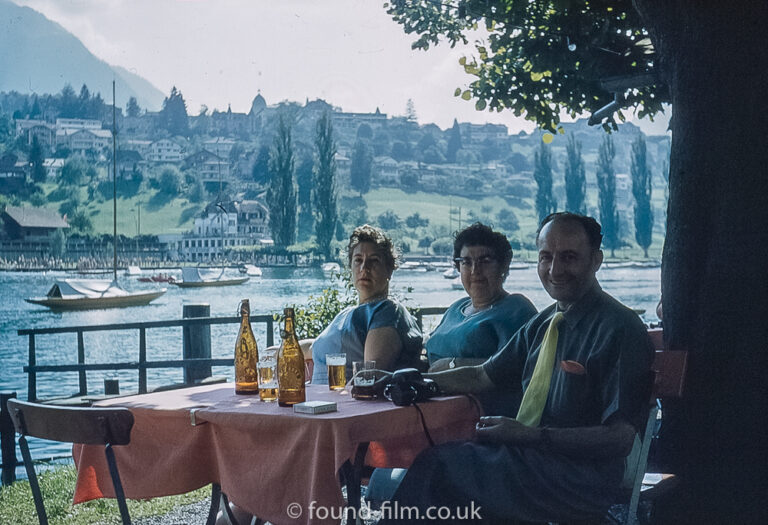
[[7, 400, 134, 446], [6, 399, 134, 525]]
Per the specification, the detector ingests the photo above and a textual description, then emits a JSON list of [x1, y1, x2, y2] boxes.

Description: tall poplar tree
[[446, 118, 462, 163], [313, 111, 338, 260], [350, 139, 372, 196], [29, 136, 46, 183], [631, 134, 653, 257], [266, 114, 296, 247], [533, 141, 556, 223], [564, 134, 586, 214], [596, 134, 620, 257]]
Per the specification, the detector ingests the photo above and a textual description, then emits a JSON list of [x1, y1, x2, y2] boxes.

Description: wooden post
[[183, 304, 211, 384], [77, 331, 86, 396], [27, 335, 36, 402], [0, 392, 18, 485]]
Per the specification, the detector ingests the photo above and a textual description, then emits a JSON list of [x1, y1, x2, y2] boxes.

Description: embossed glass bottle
[[234, 299, 259, 395], [277, 307, 305, 406]]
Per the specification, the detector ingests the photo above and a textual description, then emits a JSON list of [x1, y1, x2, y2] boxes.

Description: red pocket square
[[560, 360, 586, 375]]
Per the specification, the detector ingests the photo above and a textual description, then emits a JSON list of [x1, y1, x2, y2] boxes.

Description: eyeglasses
[[453, 256, 497, 269]]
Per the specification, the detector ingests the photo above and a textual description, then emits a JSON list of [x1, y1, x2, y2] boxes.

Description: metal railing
[[17, 315, 276, 402]]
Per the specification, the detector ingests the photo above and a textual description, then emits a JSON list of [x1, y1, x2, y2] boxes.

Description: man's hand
[[475, 416, 541, 447]]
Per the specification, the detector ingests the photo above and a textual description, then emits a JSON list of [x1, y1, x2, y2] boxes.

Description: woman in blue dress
[[427, 222, 537, 383], [310, 224, 423, 384]]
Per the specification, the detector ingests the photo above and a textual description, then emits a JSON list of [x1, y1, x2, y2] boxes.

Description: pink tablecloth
[[73, 383, 481, 525]]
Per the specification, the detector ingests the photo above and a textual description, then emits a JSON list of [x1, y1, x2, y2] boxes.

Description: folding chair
[[611, 347, 687, 525], [6, 399, 134, 525]]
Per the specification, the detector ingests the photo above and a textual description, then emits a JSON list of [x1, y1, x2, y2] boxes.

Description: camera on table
[[384, 368, 440, 406]]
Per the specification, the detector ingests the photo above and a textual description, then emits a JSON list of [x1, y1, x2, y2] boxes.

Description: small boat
[[170, 267, 249, 288], [124, 265, 142, 276], [443, 267, 459, 279], [400, 261, 427, 272], [451, 277, 464, 290], [26, 279, 166, 310], [137, 273, 174, 283], [239, 264, 263, 277], [321, 262, 341, 275]]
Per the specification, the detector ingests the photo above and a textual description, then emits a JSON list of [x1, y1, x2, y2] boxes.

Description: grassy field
[[0, 463, 210, 525], [363, 187, 665, 260]]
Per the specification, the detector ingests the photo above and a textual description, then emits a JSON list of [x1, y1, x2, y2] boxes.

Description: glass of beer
[[257, 350, 278, 402], [327, 353, 347, 391], [352, 360, 377, 400]]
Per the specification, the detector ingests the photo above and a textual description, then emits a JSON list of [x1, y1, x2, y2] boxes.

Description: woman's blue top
[[311, 298, 423, 384], [425, 293, 536, 415]]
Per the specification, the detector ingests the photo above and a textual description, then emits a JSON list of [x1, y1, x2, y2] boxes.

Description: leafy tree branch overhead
[[384, 0, 667, 131]]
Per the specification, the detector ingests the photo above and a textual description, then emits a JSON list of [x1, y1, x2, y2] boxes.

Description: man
[[379, 212, 654, 524]]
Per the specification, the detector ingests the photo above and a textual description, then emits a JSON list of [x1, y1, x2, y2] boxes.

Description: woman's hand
[[428, 357, 454, 372], [475, 416, 541, 447]]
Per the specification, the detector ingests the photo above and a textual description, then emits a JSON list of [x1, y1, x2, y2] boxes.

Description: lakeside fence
[[0, 306, 448, 485]]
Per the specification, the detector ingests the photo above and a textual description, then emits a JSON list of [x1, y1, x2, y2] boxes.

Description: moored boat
[[26, 279, 166, 310], [170, 267, 249, 288]]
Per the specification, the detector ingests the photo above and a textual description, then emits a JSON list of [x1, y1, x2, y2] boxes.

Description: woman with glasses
[[426, 223, 536, 398]]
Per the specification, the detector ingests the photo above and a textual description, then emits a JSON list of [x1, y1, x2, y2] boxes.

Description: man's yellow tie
[[516, 311, 564, 427]]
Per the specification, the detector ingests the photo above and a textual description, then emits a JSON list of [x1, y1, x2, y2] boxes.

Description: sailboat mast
[[112, 81, 117, 282]]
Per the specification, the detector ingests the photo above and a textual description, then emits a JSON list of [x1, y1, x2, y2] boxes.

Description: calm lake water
[[0, 264, 661, 466]]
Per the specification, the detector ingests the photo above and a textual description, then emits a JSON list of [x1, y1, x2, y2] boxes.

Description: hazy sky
[[14, 0, 669, 134]]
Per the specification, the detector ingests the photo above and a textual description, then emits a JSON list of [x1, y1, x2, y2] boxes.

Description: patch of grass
[[0, 463, 211, 525]]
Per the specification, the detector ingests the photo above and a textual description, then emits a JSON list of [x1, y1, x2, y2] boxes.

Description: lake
[[0, 264, 661, 465]]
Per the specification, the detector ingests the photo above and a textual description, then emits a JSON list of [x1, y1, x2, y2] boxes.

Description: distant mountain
[[0, 0, 164, 111]]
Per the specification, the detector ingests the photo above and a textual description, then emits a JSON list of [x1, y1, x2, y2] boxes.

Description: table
[[72, 383, 481, 525]]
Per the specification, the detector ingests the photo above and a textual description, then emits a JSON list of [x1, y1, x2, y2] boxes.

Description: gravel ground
[[133, 492, 382, 525]]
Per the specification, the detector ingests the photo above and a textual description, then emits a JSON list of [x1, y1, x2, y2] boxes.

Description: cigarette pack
[[293, 400, 337, 415]]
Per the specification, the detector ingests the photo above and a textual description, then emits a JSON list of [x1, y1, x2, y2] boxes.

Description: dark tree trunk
[[635, 2, 768, 522]]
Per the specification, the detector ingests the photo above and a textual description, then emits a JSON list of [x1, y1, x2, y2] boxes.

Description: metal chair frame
[[6, 399, 134, 525]]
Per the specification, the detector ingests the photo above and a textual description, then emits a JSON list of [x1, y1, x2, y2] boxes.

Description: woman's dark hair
[[347, 224, 398, 271], [452, 222, 513, 277]]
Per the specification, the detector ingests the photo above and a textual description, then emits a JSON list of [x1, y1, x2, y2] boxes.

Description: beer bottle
[[235, 299, 259, 395], [277, 307, 305, 406]]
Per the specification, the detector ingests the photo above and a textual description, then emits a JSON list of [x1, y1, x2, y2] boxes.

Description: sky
[[13, 0, 670, 134]]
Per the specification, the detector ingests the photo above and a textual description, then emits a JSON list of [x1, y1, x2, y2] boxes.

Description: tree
[[252, 145, 270, 185], [377, 210, 401, 230], [60, 156, 88, 186], [350, 140, 372, 196], [160, 86, 189, 136], [159, 166, 182, 194], [312, 112, 338, 260], [126, 97, 141, 118], [596, 134, 620, 257], [390, 141, 412, 162], [295, 154, 314, 242], [405, 98, 417, 121], [564, 134, 586, 214], [267, 114, 297, 247], [356, 123, 373, 140], [385, 4, 768, 518], [58, 84, 78, 118], [446, 119, 462, 163], [29, 136, 47, 183], [533, 141, 556, 223], [495, 208, 520, 234], [77, 84, 91, 118], [631, 134, 653, 257], [50, 228, 66, 259], [405, 213, 429, 229]]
